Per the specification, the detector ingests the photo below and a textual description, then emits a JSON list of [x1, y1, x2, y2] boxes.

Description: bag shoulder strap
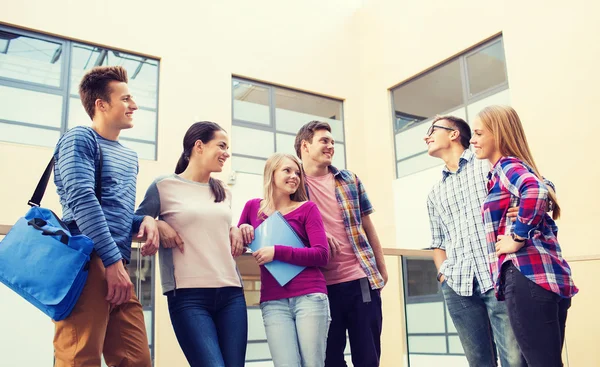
[[28, 143, 103, 207]]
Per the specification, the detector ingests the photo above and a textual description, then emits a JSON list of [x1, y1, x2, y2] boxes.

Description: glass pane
[[143, 310, 153, 345], [0, 85, 62, 128], [0, 121, 60, 147], [246, 342, 272, 361], [448, 335, 464, 354], [247, 308, 267, 340], [408, 336, 447, 354], [404, 258, 440, 297], [0, 30, 62, 86], [232, 155, 266, 175], [275, 88, 342, 120], [466, 89, 511, 120], [127, 249, 154, 307], [120, 108, 157, 142], [233, 81, 270, 125], [397, 152, 442, 178], [467, 41, 507, 96], [395, 107, 466, 161], [121, 139, 156, 160], [68, 97, 92, 129], [406, 302, 445, 333], [70, 43, 159, 109], [232, 126, 274, 158], [275, 133, 296, 156], [392, 59, 463, 132], [275, 109, 344, 143], [332, 143, 346, 169], [274, 88, 343, 141]]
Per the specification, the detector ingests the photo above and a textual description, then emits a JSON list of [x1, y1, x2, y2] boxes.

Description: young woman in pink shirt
[[238, 153, 330, 367]]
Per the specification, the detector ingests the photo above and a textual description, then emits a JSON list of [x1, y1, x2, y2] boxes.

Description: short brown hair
[[79, 66, 129, 119], [294, 120, 332, 158], [432, 115, 471, 149]]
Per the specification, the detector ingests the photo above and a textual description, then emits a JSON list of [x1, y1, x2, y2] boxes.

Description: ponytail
[[209, 177, 226, 203], [175, 152, 189, 174]]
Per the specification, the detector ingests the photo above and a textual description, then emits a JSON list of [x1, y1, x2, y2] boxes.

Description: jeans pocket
[[527, 278, 558, 302], [305, 292, 328, 302]]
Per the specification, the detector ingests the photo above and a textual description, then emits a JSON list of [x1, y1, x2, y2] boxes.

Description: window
[[391, 37, 509, 178], [0, 25, 160, 160], [232, 78, 346, 174], [402, 257, 464, 359]]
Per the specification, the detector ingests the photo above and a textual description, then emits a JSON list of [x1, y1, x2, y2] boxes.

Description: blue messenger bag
[[0, 148, 101, 321]]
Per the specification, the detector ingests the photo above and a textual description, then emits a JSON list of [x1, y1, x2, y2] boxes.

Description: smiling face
[[195, 129, 230, 173], [423, 119, 457, 157], [470, 116, 497, 161], [99, 81, 138, 131], [302, 129, 335, 167], [272, 157, 302, 196]]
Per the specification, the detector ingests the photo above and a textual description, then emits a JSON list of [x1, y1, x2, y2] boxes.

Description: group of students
[[425, 109, 577, 367], [51, 65, 386, 367], [49, 64, 576, 367]]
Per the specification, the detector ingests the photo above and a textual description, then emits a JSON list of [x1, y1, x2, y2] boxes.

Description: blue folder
[[248, 211, 306, 287]]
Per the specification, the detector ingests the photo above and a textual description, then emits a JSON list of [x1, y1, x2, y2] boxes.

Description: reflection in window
[[0, 25, 160, 159], [392, 59, 463, 133], [467, 41, 507, 97], [0, 30, 63, 87], [403, 256, 464, 358], [232, 78, 346, 174], [391, 36, 508, 178], [405, 258, 439, 297], [233, 82, 270, 125]]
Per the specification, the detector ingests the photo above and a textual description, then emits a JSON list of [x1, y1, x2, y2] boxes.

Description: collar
[[442, 149, 474, 181]]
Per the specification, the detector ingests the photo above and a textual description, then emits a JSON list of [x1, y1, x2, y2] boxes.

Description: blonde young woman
[[470, 105, 577, 367], [237, 153, 330, 367]]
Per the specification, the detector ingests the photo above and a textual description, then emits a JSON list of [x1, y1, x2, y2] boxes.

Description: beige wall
[[1, 0, 599, 366], [358, 1, 600, 366]]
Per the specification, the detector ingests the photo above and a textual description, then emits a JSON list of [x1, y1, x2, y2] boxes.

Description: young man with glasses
[[424, 115, 526, 367]]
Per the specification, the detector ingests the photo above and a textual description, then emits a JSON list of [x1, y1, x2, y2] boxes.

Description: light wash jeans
[[260, 293, 332, 367], [441, 278, 526, 367]]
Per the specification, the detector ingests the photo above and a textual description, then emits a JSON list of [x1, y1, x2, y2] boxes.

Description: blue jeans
[[260, 293, 331, 367], [441, 278, 526, 367], [166, 287, 248, 367]]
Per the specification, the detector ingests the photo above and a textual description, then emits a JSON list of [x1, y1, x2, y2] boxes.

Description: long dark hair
[[175, 121, 227, 203]]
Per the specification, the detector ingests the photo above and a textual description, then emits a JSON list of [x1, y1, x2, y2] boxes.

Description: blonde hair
[[258, 153, 308, 219], [477, 105, 560, 219]]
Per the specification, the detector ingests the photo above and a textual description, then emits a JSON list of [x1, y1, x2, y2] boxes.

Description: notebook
[[248, 211, 306, 286]]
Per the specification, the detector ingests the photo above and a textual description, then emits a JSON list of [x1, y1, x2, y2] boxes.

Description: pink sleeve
[[237, 199, 255, 227], [274, 203, 329, 267]]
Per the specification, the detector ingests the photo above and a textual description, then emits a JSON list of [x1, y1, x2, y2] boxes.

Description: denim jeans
[[260, 293, 331, 367], [501, 262, 571, 367], [166, 287, 248, 367], [441, 278, 526, 367], [325, 278, 383, 367]]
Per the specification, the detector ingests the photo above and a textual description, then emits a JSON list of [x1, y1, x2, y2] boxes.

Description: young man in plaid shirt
[[424, 115, 525, 367], [295, 121, 388, 367]]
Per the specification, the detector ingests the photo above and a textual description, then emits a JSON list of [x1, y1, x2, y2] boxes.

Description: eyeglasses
[[426, 124, 456, 137]]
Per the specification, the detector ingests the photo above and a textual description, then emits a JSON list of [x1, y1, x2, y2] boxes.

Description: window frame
[[231, 77, 346, 175], [390, 36, 508, 179], [0, 24, 160, 160]]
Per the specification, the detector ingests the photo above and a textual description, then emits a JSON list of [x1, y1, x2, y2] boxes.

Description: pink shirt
[[305, 173, 367, 285], [238, 199, 329, 303]]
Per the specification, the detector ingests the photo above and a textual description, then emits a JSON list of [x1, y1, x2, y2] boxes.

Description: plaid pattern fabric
[[484, 156, 578, 299], [427, 149, 495, 296], [306, 166, 384, 289]]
